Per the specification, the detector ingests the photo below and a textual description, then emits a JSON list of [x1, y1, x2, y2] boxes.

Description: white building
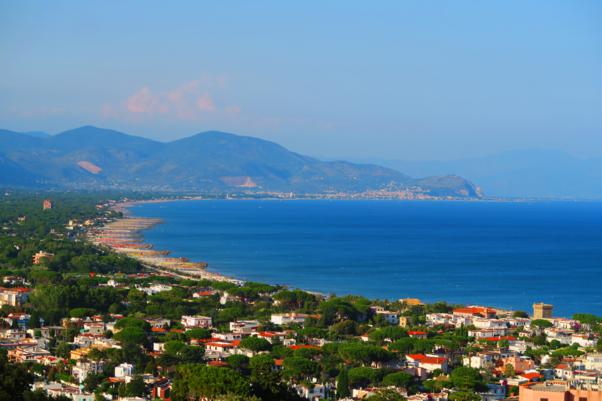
[[82, 322, 105, 336], [114, 363, 134, 378], [584, 353, 602, 371], [544, 328, 573, 345], [271, 313, 308, 326], [230, 320, 260, 334], [33, 382, 93, 401], [571, 334, 598, 348], [138, 284, 172, 295], [376, 310, 400, 325], [468, 328, 508, 339], [214, 332, 243, 341], [181, 315, 212, 329], [473, 318, 508, 330], [463, 353, 497, 370], [295, 383, 328, 401], [72, 360, 105, 383], [0, 287, 30, 306]]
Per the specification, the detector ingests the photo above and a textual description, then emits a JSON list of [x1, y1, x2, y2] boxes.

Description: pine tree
[[336, 368, 350, 399]]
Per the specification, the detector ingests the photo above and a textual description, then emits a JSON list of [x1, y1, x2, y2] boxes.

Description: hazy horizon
[[2, 1, 601, 161]]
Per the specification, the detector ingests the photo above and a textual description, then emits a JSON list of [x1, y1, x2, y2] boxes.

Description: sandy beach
[[88, 200, 241, 284]]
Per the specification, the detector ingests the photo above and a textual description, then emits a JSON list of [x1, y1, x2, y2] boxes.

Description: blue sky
[[1, 1, 601, 160]]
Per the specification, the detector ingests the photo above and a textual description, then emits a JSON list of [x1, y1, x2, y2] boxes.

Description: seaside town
[[0, 193, 601, 401]]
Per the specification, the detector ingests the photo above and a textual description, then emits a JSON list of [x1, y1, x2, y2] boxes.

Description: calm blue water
[[132, 200, 602, 317]]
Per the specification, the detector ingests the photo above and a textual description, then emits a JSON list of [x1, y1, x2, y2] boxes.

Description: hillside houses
[[0, 287, 30, 306], [181, 315, 212, 329]]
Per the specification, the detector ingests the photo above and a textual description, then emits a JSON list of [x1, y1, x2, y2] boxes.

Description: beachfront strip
[[1, 197, 602, 401], [87, 212, 240, 284]]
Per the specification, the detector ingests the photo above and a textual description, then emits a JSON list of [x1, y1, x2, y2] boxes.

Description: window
[[579, 398, 587, 401], [540, 398, 548, 401]]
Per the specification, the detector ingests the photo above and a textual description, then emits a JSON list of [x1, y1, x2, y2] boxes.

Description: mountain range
[[0, 126, 481, 198]]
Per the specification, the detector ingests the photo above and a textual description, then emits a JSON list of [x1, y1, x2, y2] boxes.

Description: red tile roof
[[208, 360, 228, 367], [407, 354, 446, 365], [453, 307, 495, 316], [481, 336, 516, 342], [520, 372, 542, 381]]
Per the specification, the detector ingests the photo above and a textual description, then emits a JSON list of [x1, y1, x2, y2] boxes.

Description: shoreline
[[89, 199, 242, 284], [89, 197, 595, 317]]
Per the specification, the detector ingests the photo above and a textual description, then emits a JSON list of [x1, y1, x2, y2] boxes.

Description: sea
[[131, 199, 602, 317]]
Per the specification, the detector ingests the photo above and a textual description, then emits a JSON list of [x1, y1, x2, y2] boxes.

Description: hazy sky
[[1, 1, 601, 160]]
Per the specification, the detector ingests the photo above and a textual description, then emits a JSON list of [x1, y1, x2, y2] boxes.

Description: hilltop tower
[[533, 302, 553, 319]]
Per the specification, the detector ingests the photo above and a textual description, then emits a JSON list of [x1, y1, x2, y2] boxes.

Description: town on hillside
[[0, 193, 601, 401]]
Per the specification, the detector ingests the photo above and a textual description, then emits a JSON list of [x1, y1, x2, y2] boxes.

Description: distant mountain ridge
[[378, 149, 602, 198], [0, 126, 481, 198]]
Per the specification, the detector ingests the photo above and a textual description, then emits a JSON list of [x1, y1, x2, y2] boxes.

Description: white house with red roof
[[82, 322, 105, 336], [518, 370, 543, 382], [408, 330, 428, 339], [0, 287, 30, 306], [204, 339, 241, 354], [253, 331, 288, 344], [214, 332, 242, 342], [554, 363, 574, 380], [406, 354, 449, 373]]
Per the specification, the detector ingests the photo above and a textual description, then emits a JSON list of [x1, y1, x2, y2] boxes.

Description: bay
[[132, 200, 602, 316]]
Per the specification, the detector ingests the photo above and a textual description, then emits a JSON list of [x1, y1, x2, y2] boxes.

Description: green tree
[[121, 375, 145, 397], [114, 326, 147, 345], [336, 368, 351, 398], [319, 298, 358, 326], [450, 367, 486, 392], [329, 320, 359, 337], [531, 319, 553, 329], [449, 391, 481, 401], [239, 336, 272, 353], [512, 311, 529, 318], [0, 349, 34, 401], [338, 343, 394, 366], [114, 317, 150, 331], [382, 371, 414, 388], [172, 365, 250, 401], [185, 328, 212, 340], [83, 373, 104, 392], [283, 357, 320, 382], [503, 364, 515, 377], [248, 355, 302, 401], [55, 342, 71, 359], [370, 389, 407, 401], [347, 367, 383, 388], [369, 326, 408, 343], [572, 313, 601, 325], [227, 355, 250, 373]]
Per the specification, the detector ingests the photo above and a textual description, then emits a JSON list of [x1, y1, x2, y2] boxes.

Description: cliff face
[[0, 126, 481, 198]]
